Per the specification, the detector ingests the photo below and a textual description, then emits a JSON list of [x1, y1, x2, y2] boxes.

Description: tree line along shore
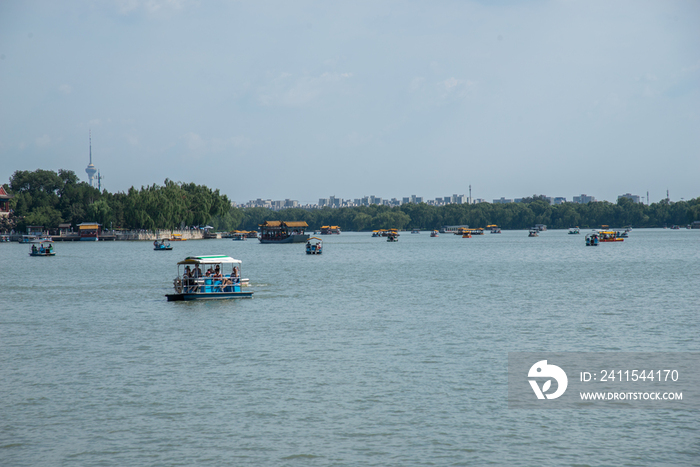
[[2, 169, 699, 233]]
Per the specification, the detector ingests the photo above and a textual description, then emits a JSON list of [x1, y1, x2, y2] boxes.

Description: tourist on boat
[[213, 266, 222, 278], [205, 269, 212, 277], [183, 266, 193, 291]]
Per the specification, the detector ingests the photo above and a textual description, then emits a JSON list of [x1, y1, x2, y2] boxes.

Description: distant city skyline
[[1, 1, 698, 204], [238, 191, 658, 210]]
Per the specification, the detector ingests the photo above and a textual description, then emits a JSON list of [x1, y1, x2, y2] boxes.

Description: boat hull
[[29, 252, 56, 256], [166, 291, 253, 301], [259, 234, 309, 244], [154, 247, 173, 250]]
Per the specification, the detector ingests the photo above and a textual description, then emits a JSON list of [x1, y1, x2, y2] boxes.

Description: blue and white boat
[[166, 255, 253, 301], [30, 241, 55, 256], [585, 233, 599, 246], [306, 237, 323, 255], [153, 239, 172, 250]]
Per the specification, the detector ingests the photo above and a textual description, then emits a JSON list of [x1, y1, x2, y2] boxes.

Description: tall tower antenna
[[85, 130, 98, 187], [469, 184, 472, 204], [647, 191, 649, 205]]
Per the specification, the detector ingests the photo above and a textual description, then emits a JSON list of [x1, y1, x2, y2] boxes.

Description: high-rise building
[[573, 194, 597, 204], [618, 193, 641, 203], [85, 131, 97, 187]]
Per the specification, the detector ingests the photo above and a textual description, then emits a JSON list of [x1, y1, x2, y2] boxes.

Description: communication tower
[[85, 130, 98, 188]]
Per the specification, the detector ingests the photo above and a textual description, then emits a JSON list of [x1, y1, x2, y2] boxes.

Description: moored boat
[[20, 235, 52, 243], [78, 223, 101, 241], [306, 237, 323, 255], [20, 226, 50, 243], [166, 255, 253, 301], [170, 233, 187, 241], [30, 241, 55, 256]]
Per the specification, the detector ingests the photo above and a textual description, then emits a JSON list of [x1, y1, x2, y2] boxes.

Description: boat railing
[[175, 275, 242, 293]]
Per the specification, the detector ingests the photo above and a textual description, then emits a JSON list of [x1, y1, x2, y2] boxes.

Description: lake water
[[1, 229, 698, 466]]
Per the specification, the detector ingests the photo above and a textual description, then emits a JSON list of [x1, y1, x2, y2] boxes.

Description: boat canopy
[[178, 255, 242, 265], [284, 221, 308, 228], [260, 220, 282, 227], [259, 220, 308, 228], [308, 237, 322, 241]]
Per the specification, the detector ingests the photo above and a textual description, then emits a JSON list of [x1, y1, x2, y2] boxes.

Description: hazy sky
[[1, 0, 698, 204]]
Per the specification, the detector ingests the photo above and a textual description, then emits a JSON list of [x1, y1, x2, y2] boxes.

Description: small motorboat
[[430, 230, 439, 237], [568, 227, 580, 235], [154, 239, 173, 250], [387, 232, 399, 242], [30, 241, 55, 256], [462, 232, 472, 238], [585, 233, 599, 246], [411, 229, 420, 234], [166, 255, 253, 301], [528, 229, 539, 237], [306, 237, 323, 255]]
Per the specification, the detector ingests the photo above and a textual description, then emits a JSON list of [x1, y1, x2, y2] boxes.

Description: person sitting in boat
[[183, 266, 194, 291], [32, 244, 38, 254], [231, 266, 240, 284], [154, 240, 159, 247]]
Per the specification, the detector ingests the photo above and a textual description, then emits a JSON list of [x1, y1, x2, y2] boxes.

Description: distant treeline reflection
[[4, 169, 699, 232]]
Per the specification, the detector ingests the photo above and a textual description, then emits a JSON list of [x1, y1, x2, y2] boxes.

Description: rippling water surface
[[1, 229, 698, 466]]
